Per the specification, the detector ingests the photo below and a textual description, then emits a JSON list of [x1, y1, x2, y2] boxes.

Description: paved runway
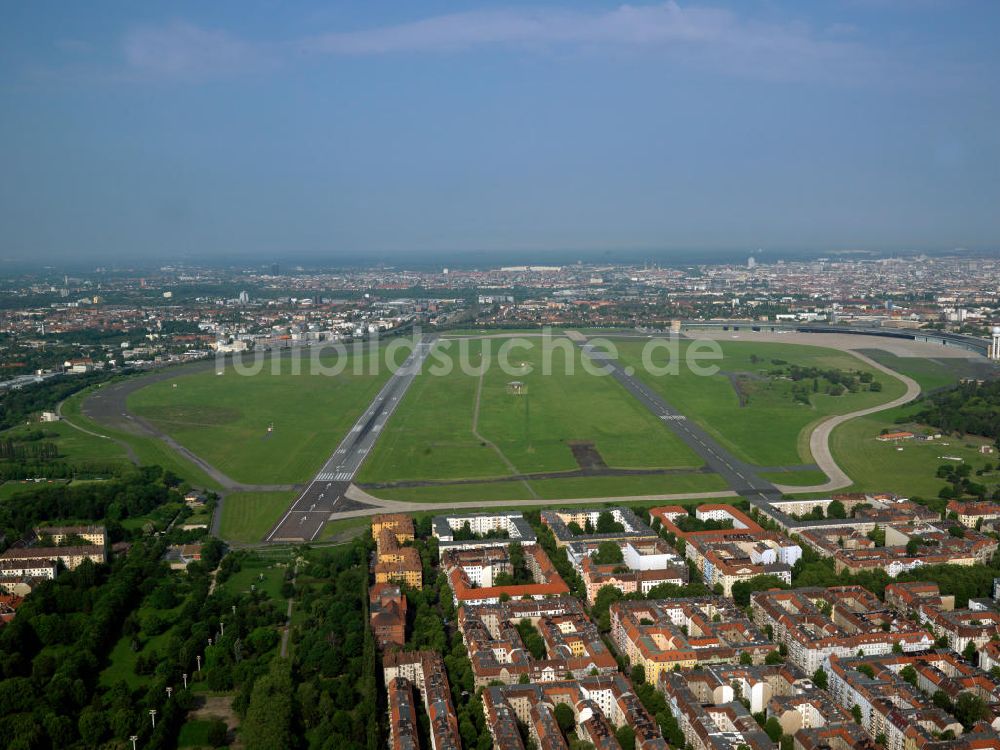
[[576, 338, 782, 510], [264, 335, 436, 542]]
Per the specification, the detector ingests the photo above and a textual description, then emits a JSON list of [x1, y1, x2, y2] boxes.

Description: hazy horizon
[[3, 1, 1000, 265]]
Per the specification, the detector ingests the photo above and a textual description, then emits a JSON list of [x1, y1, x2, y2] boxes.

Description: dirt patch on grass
[[189, 695, 242, 749], [138, 404, 243, 428], [568, 442, 608, 471], [722, 371, 766, 407]]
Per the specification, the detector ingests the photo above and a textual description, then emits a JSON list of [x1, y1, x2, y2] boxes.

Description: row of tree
[[0, 371, 112, 431], [915, 379, 1000, 442], [0, 437, 59, 462], [0, 465, 180, 549], [289, 539, 379, 750]]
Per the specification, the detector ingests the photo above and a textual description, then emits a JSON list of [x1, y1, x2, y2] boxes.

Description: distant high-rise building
[[238, 290, 249, 305], [747, 256, 757, 269], [270, 263, 279, 275], [990, 326, 1000, 361]]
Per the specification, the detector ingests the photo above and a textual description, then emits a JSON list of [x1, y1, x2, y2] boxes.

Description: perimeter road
[[264, 335, 437, 543]]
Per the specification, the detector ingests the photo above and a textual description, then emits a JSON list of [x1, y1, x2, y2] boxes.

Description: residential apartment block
[[541, 507, 658, 547], [946, 500, 1000, 529], [835, 521, 997, 577], [33, 524, 107, 547], [482, 675, 667, 750], [370, 582, 407, 649], [659, 669, 773, 750], [432, 512, 536, 554], [383, 651, 461, 750], [374, 515, 422, 590], [611, 597, 775, 680], [564, 538, 688, 603], [387, 676, 422, 750], [685, 531, 801, 597], [750, 586, 933, 673], [459, 596, 617, 687], [0, 558, 58, 580], [885, 581, 1000, 654], [650, 504, 801, 596], [651, 504, 762, 540], [372, 513, 416, 544], [767, 689, 873, 750], [442, 544, 568, 606], [827, 652, 1000, 750], [0, 544, 106, 571]]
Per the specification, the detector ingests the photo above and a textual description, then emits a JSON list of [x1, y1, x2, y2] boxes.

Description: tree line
[[915, 379, 1000, 443], [285, 538, 380, 750], [0, 371, 113, 431], [0, 465, 181, 549]]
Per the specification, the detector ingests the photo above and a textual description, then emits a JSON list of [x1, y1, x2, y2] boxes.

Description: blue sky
[[2, 1, 999, 266]]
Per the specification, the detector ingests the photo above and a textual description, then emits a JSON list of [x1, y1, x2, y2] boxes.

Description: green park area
[[217, 553, 289, 600], [319, 515, 373, 541], [218, 490, 298, 544], [60, 389, 224, 490], [819, 348, 998, 497], [855, 349, 990, 393], [126, 349, 393, 484], [1, 417, 132, 468], [23, 331, 996, 512], [370, 473, 730, 504], [356, 337, 714, 501], [829, 404, 1000, 498], [613, 338, 906, 468]]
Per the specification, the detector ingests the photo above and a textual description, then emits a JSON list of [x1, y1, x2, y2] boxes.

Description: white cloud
[[105, 2, 929, 86], [298, 2, 873, 82], [122, 21, 267, 78]]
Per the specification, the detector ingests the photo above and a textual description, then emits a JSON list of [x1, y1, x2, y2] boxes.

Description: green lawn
[[440, 327, 566, 337], [177, 720, 219, 749], [126, 350, 393, 484], [218, 556, 287, 600], [120, 501, 185, 532], [371, 482, 541, 503], [1, 418, 131, 466], [359, 338, 703, 484], [0, 480, 64, 500], [854, 349, 989, 393], [100, 582, 196, 689], [218, 490, 296, 544], [367, 471, 729, 503], [829, 406, 999, 497], [614, 339, 906, 468], [61, 390, 224, 490], [319, 515, 373, 541], [759, 469, 831, 486], [527, 473, 728, 499]]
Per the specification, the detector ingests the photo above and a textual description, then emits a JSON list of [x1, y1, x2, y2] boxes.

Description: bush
[[207, 719, 229, 747]]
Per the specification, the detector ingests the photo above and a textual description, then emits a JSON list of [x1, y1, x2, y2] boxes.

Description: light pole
[[220, 621, 225, 637], [232, 604, 236, 615], [166, 686, 173, 700], [130, 736, 138, 750], [149, 709, 157, 729], [196, 655, 202, 672], [182, 673, 188, 689]]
